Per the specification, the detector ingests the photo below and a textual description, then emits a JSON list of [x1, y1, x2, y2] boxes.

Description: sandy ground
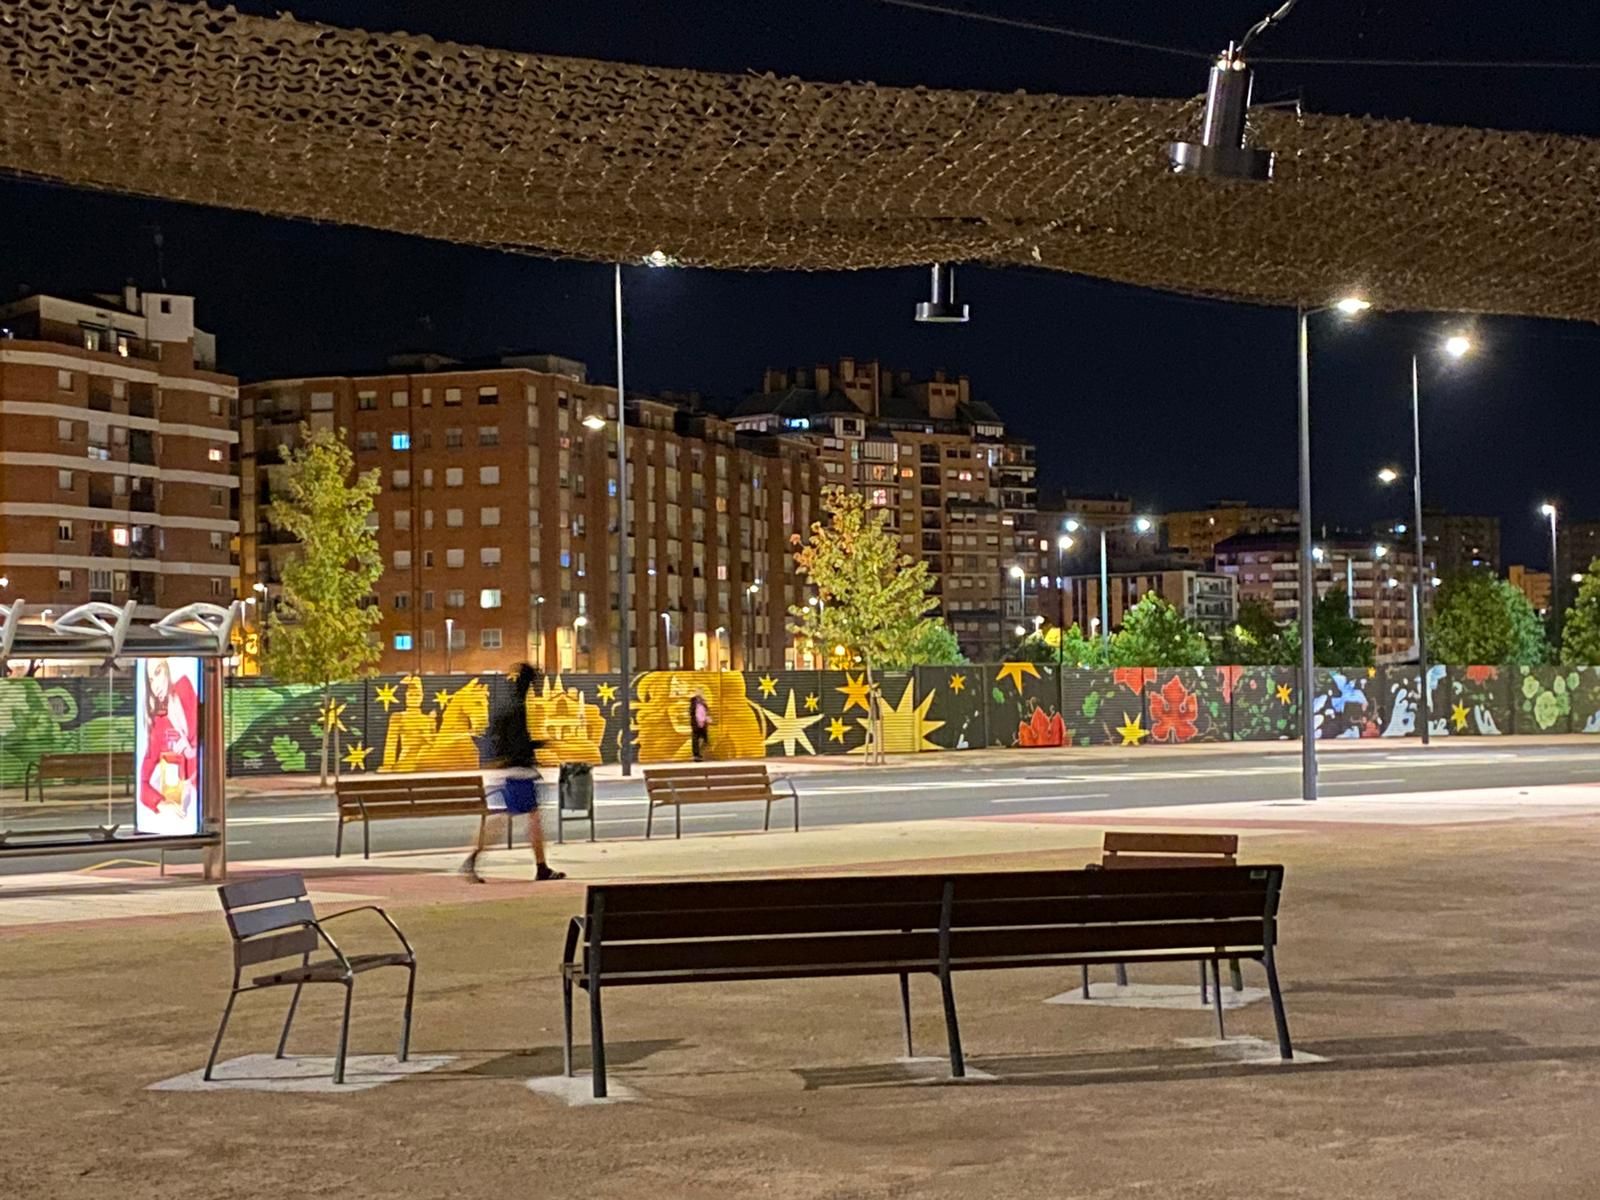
[[6, 820, 1600, 1199]]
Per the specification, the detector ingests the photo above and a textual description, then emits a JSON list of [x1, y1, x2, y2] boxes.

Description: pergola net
[[1, 0, 1597, 320]]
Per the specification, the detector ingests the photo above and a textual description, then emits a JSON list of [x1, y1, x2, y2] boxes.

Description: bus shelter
[[0, 598, 239, 880]]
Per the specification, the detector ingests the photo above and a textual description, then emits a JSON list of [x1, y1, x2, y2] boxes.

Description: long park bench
[[641, 764, 799, 839], [559, 863, 1292, 1097], [334, 774, 510, 859], [24, 751, 134, 802]]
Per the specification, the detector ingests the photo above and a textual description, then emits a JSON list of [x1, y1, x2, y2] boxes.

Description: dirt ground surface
[[6, 818, 1600, 1199]]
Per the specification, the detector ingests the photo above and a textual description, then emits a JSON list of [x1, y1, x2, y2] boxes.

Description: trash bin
[[557, 762, 595, 843]]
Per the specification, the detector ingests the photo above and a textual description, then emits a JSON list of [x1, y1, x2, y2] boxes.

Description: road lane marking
[[1321, 778, 1405, 787], [989, 793, 1110, 804]]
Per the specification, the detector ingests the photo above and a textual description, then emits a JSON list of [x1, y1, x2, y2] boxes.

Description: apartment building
[[1037, 493, 1163, 569], [1507, 564, 1552, 613], [1558, 519, 1600, 592], [1054, 569, 1238, 637], [1214, 531, 1423, 659], [0, 288, 238, 617], [241, 355, 819, 676], [731, 358, 1038, 661], [1164, 501, 1297, 566]]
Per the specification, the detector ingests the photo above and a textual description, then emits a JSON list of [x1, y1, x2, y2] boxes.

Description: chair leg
[[1080, 964, 1091, 999], [1114, 962, 1129, 988], [363, 818, 371, 861], [939, 967, 965, 1079], [203, 989, 239, 1081], [1264, 947, 1294, 1061], [398, 963, 416, 1062], [1199, 961, 1209, 1005], [898, 972, 914, 1057], [334, 980, 355, 1085], [335, 819, 344, 859], [589, 981, 608, 1099], [1210, 960, 1226, 1040], [562, 976, 575, 1078], [764, 798, 772, 832], [274, 983, 304, 1059], [1229, 957, 1244, 993]]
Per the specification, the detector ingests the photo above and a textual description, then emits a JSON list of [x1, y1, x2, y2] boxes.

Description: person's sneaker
[[459, 855, 487, 884], [534, 864, 566, 881]]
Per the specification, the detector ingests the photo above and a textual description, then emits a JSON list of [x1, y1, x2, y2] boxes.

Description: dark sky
[[3, 0, 1597, 565]]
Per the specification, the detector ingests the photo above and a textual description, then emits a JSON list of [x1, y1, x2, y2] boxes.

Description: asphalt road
[[15, 741, 1593, 871]]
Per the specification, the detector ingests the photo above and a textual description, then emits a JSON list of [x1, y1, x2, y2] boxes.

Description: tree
[[1561, 556, 1600, 665], [1217, 599, 1286, 665], [892, 619, 966, 667], [1278, 589, 1375, 668], [264, 425, 384, 783], [1108, 593, 1210, 667], [790, 487, 938, 760], [1006, 623, 1107, 666], [1429, 573, 1548, 665]]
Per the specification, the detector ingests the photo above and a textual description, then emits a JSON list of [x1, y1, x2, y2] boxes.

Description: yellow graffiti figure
[[526, 675, 606, 767], [634, 670, 764, 763], [379, 676, 490, 772]]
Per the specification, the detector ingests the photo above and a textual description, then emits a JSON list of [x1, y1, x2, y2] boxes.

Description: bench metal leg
[[1229, 957, 1244, 993], [562, 976, 575, 1077], [1264, 946, 1294, 1061], [898, 972, 914, 1057], [203, 988, 240, 1081], [362, 818, 371, 861], [1199, 961, 1209, 1006], [645, 801, 654, 840], [1114, 962, 1129, 988], [764, 797, 772, 832], [1080, 964, 1091, 999], [589, 981, 608, 1099], [334, 979, 355, 1085], [675, 802, 681, 840], [275, 982, 305, 1059], [398, 962, 416, 1063], [1209, 959, 1226, 1040], [939, 967, 964, 1078], [335, 819, 344, 859]]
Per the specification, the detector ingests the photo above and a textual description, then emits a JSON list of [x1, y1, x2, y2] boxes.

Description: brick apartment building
[[1214, 531, 1423, 660], [1054, 569, 1238, 637], [731, 358, 1038, 661], [1558, 519, 1600, 593], [1164, 501, 1297, 566], [241, 355, 819, 677], [1507, 564, 1552, 613], [0, 288, 238, 617], [1418, 509, 1500, 578]]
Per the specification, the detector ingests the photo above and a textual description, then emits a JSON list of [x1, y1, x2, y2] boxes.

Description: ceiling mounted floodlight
[[914, 262, 969, 323]]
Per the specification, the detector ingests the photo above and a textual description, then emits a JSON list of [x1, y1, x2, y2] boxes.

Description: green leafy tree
[[1217, 599, 1286, 665], [1429, 573, 1548, 665], [1009, 622, 1108, 666], [1108, 593, 1211, 667], [1561, 557, 1600, 665], [1277, 589, 1376, 668], [892, 619, 966, 667], [790, 487, 938, 760], [263, 425, 383, 783]]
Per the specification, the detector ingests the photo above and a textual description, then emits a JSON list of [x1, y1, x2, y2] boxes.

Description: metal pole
[[445, 617, 453, 674], [202, 657, 227, 881], [1098, 529, 1110, 654], [1345, 557, 1353, 618], [1056, 544, 1065, 667], [614, 263, 633, 776], [1297, 307, 1318, 802], [1549, 509, 1560, 618], [1411, 355, 1431, 745]]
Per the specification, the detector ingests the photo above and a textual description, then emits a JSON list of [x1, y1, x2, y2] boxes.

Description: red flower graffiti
[[1148, 676, 1199, 743], [1114, 668, 1155, 695], [1017, 706, 1066, 748], [1215, 665, 1244, 704], [1464, 665, 1499, 685]]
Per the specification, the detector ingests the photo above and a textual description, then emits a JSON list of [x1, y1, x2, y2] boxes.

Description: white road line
[[989, 793, 1111, 805], [1322, 777, 1406, 787]]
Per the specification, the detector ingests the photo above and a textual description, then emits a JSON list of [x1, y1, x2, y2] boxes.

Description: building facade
[[1054, 569, 1237, 637], [1214, 531, 1422, 660], [1419, 509, 1500, 578], [241, 356, 820, 677], [732, 359, 1037, 661], [1507, 564, 1552, 613], [0, 289, 238, 618], [1558, 519, 1600, 595], [1164, 501, 1297, 566]]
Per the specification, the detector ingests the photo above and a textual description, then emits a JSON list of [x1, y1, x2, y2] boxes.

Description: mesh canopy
[[2, 0, 1597, 320]]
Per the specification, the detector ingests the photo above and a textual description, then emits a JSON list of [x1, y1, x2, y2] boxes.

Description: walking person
[[462, 663, 565, 883], [689, 691, 712, 761]]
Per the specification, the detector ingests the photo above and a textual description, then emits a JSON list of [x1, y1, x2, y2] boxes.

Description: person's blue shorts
[[503, 776, 539, 814]]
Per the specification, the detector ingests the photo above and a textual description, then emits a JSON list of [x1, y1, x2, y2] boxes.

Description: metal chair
[[206, 872, 416, 1085]]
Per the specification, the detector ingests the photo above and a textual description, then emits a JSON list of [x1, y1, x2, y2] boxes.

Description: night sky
[[3, 1, 1597, 565]]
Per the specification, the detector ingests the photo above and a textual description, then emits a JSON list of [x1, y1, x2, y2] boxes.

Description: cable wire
[[875, 0, 1600, 70]]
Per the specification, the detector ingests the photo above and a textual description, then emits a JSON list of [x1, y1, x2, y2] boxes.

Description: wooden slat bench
[[334, 774, 508, 859], [641, 764, 799, 839], [25, 751, 134, 802], [559, 864, 1292, 1097], [1085, 831, 1242, 999]]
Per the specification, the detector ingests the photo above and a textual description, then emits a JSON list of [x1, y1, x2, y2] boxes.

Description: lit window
[[393, 633, 413, 651], [480, 588, 502, 609], [391, 432, 411, 451], [208, 446, 225, 463], [113, 526, 129, 547]]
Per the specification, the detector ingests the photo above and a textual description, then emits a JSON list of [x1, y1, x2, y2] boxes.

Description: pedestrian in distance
[[689, 691, 712, 761], [462, 662, 565, 884]]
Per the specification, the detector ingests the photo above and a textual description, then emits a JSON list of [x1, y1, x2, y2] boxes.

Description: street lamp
[[533, 595, 545, 672], [914, 263, 969, 323], [1541, 503, 1560, 615], [660, 611, 673, 668], [1061, 515, 1154, 654], [581, 413, 606, 431], [1009, 564, 1026, 631], [1055, 534, 1074, 661], [744, 580, 761, 670], [444, 616, 454, 674], [1376, 466, 1399, 484]]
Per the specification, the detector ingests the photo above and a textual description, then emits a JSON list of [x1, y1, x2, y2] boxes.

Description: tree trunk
[[863, 656, 884, 765]]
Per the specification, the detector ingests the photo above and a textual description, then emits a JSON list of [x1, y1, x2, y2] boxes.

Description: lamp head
[[1134, 516, 1153, 534], [581, 414, 607, 431], [1009, 565, 1025, 580], [1374, 544, 1389, 558], [914, 262, 969, 323], [1377, 467, 1399, 484], [644, 249, 673, 268], [1335, 296, 1372, 315], [1064, 518, 1081, 533], [1444, 334, 1471, 359], [1014, 624, 1027, 637], [1057, 534, 1074, 551], [1540, 503, 1557, 518]]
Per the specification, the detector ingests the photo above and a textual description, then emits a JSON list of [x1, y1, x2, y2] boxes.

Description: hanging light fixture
[[914, 262, 969, 323], [1166, 1, 1301, 182]]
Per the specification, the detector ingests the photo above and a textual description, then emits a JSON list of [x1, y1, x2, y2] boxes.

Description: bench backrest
[[643, 764, 774, 805], [579, 865, 1282, 985], [334, 774, 486, 812], [37, 751, 133, 771], [217, 872, 319, 969], [1101, 831, 1238, 870]]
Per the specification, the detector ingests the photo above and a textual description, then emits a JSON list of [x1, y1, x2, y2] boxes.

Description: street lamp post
[[744, 581, 761, 669], [1542, 503, 1560, 616], [445, 616, 454, 674], [1062, 516, 1151, 655], [1409, 354, 1432, 744], [612, 263, 634, 776], [533, 595, 545, 673], [660, 611, 673, 668], [1055, 533, 1074, 665]]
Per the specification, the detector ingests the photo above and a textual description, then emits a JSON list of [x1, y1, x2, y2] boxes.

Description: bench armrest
[[561, 916, 585, 969], [318, 905, 415, 958]]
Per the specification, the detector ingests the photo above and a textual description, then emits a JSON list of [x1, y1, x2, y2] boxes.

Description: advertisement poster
[[135, 656, 202, 836]]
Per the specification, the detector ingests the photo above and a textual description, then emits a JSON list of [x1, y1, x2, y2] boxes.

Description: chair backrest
[[217, 873, 319, 968], [1101, 831, 1238, 870], [643, 764, 773, 803]]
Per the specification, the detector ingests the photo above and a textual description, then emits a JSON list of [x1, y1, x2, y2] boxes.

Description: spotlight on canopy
[[914, 263, 969, 324]]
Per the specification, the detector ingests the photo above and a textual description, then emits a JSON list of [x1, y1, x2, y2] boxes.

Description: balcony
[[130, 490, 158, 514], [127, 385, 157, 420]]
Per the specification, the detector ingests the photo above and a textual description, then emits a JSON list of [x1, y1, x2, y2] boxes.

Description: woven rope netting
[[2, 0, 1597, 320]]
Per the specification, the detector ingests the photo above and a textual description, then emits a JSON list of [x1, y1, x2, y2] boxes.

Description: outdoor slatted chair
[[206, 872, 417, 1085]]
